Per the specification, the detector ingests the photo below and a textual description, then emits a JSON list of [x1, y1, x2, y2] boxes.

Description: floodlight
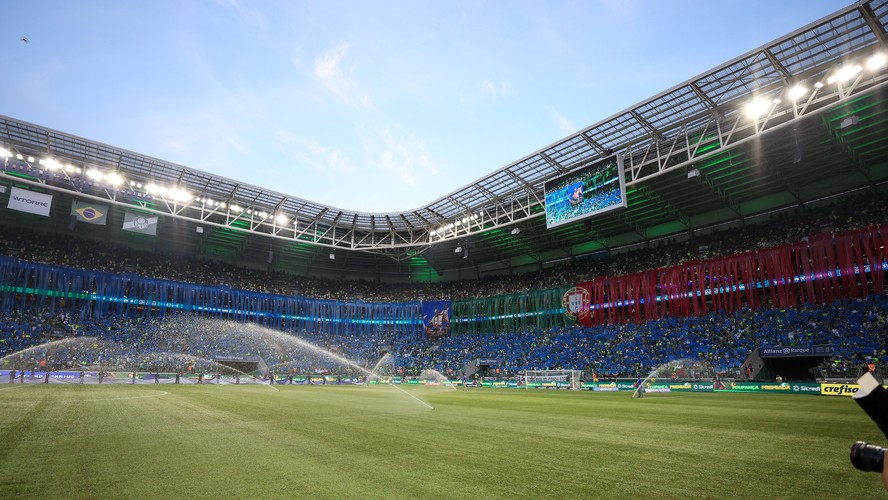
[[813, 81, 824, 89], [511, 228, 520, 235], [27, 156, 34, 163], [106, 173, 123, 187], [0, 147, 11, 158], [840, 116, 860, 129], [85, 169, 102, 180], [828, 64, 862, 84], [329, 253, 335, 260], [65, 164, 75, 173], [257, 211, 268, 219], [16, 154, 23, 160], [168, 188, 185, 200], [275, 213, 288, 224], [744, 97, 772, 119], [787, 85, 808, 101], [866, 53, 886, 71], [454, 246, 463, 253]]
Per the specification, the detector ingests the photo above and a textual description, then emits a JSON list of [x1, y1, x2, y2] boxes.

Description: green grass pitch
[[0, 384, 884, 499]]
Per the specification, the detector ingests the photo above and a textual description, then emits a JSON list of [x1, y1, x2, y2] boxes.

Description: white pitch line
[[5, 391, 170, 403]]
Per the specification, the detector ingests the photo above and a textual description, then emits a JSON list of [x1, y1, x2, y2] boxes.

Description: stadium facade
[[1, 0, 888, 283]]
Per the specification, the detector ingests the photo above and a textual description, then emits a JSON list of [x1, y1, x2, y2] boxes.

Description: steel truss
[[1, 1, 887, 261]]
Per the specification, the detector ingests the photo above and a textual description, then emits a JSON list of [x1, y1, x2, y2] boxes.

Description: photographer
[[850, 372, 888, 491]]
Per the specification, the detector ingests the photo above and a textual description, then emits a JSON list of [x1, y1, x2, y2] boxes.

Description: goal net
[[524, 370, 582, 390]]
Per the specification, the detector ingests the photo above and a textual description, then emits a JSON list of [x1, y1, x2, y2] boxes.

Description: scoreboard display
[[544, 154, 626, 229]]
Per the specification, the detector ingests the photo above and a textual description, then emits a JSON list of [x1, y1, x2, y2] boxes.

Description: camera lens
[[850, 441, 885, 473]]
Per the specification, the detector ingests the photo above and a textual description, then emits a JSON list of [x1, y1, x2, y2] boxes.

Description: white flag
[[7, 187, 52, 216]]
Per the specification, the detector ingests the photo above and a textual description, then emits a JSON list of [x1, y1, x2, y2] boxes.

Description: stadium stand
[[1, 190, 886, 380]]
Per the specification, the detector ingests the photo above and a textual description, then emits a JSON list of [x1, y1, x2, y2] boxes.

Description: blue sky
[[2, 0, 850, 212]]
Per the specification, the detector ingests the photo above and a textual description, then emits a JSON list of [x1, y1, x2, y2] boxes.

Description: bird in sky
[[21, 38, 29, 43]]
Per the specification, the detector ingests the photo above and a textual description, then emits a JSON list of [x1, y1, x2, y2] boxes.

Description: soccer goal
[[524, 370, 583, 390]]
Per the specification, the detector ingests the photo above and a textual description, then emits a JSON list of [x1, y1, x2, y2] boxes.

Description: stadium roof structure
[[3, 0, 888, 282]]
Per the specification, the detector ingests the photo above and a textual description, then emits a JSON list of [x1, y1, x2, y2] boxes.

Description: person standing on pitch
[[635, 376, 645, 398]]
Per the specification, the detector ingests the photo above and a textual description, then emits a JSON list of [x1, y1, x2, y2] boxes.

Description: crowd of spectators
[[392, 294, 887, 378], [2, 294, 885, 380], [1, 188, 886, 382], [0, 312, 389, 376], [1, 190, 886, 303]]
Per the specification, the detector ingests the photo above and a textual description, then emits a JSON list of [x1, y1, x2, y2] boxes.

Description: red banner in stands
[[576, 225, 888, 326]]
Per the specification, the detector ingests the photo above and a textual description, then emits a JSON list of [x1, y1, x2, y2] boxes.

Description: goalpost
[[524, 370, 583, 390]]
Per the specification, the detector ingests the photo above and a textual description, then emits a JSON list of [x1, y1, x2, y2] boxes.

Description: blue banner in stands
[[421, 300, 451, 338]]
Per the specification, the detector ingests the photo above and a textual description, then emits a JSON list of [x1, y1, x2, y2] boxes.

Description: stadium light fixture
[[106, 173, 124, 187], [27, 156, 35, 163], [787, 85, 808, 101], [511, 228, 520, 235], [328, 253, 335, 260], [85, 168, 102, 180], [813, 81, 824, 89], [866, 53, 886, 71], [454, 246, 463, 253], [169, 187, 191, 201], [0, 147, 11, 158], [827, 64, 862, 84], [744, 97, 772, 119], [257, 211, 268, 219], [275, 213, 288, 225]]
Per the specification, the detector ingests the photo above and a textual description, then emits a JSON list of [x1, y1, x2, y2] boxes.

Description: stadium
[[2, 1, 888, 498]]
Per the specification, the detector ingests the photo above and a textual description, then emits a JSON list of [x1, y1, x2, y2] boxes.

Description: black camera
[[850, 441, 885, 473], [850, 373, 888, 474]]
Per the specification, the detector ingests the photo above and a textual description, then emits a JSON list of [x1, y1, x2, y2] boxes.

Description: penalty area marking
[[2, 390, 170, 402]]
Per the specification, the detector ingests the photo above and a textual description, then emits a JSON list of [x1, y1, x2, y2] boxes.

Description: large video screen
[[544, 154, 626, 229]]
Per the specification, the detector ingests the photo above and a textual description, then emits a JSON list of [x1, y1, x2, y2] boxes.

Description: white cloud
[[214, 0, 268, 29], [552, 110, 578, 137], [480, 79, 516, 99], [314, 43, 356, 101], [273, 130, 355, 174], [361, 127, 436, 188]]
